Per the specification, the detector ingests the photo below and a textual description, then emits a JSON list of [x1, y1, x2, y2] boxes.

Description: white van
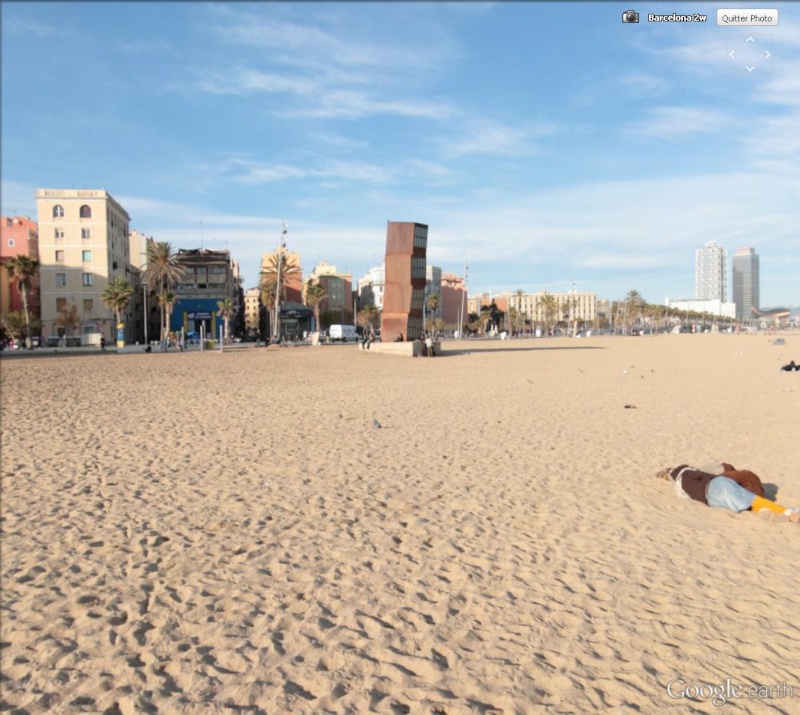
[[328, 324, 359, 342]]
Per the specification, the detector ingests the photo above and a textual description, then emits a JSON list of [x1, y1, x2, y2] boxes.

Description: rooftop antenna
[[200, 220, 204, 249]]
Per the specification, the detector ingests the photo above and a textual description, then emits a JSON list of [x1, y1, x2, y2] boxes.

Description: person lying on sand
[[656, 462, 800, 523]]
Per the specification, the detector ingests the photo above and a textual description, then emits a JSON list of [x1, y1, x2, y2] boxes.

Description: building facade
[[261, 249, 302, 304], [381, 222, 427, 341], [307, 261, 355, 325], [665, 297, 736, 319], [440, 272, 467, 327], [244, 287, 261, 338], [0, 216, 41, 324], [732, 247, 760, 320], [171, 248, 238, 338], [36, 189, 132, 343], [695, 241, 727, 301], [425, 265, 442, 323], [357, 263, 385, 310]]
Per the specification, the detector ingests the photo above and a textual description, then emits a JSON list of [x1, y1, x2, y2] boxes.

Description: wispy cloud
[[441, 119, 558, 158], [2, 16, 58, 38], [628, 106, 729, 139]]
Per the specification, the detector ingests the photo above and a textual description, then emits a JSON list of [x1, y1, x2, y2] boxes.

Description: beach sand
[[1, 334, 798, 714]]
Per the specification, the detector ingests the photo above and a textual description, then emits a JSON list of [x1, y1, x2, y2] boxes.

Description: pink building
[[0, 216, 40, 320]]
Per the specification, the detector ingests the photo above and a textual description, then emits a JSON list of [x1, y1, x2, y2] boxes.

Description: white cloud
[[2, 17, 57, 38], [628, 106, 730, 139], [441, 119, 558, 158]]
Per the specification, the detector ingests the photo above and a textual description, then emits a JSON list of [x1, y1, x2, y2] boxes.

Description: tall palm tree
[[537, 292, 558, 335], [261, 249, 301, 340], [625, 289, 644, 334], [5, 255, 39, 346], [158, 291, 178, 342], [217, 297, 236, 341], [514, 289, 525, 334], [101, 277, 134, 345], [259, 277, 277, 340], [143, 241, 184, 341], [304, 279, 327, 333]]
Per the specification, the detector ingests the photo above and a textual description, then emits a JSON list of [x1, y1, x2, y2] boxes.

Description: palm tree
[[217, 297, 236, 341], [158, 291, 178, 343], [142, 241, 184, 341], [357, 304, 380, 331], [1, 311, 28, 343], [304, 279, 327, 333], [5, 255, 39, 346], [261, 249, 301, 340], [101, 277, 134, 345], [625, 290, 645, 334], [537, 292, 558, 335], [514, 289, 525, 335], [426, 292, 440, 331]]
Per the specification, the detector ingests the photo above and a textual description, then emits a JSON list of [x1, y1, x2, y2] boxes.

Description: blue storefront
[[171, 298, 222, 340]]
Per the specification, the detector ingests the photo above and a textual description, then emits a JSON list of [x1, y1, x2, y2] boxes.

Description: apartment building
[[172, 248, 238, 338], [36, 189, 132, 343], [307, 261, 355, 324], [357, 263, 385, 310], [244, 287, 261, 337], [0, 216, 41, 323], [695, 241, 727, 301]]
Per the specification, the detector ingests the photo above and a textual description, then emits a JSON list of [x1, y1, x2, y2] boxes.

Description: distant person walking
[[100, 336, 106, 351]]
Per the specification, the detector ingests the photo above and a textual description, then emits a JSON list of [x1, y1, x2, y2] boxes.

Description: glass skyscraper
[[732, 247, 760, 320]]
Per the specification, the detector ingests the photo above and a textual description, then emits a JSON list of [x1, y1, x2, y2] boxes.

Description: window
[[82, 250, 92, 263], [81, 228, 91, 239], [55, 228, 64, 240], [56, 273, 66, 287], [55, 250, 65, 263], [83, 299, 93, 313], [7, 239, 14, 248], [79, 205, 92, 219], [53, 205, 65, 218], [82, 273, 93, 287], [56, 298, 67, 312]]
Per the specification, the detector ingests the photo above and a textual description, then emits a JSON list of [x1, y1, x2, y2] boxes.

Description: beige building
[[244, 287, 261, 337], [37, 189, 132, 343], [506, 291, 597, 326], [306, 261, 354, 323]]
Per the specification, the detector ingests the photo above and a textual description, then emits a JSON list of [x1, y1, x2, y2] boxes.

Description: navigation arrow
[[746, 65, 755, 73], [764, 50, 771, 59], [728, 50, 736, 59], [746, 36, 755, 43]]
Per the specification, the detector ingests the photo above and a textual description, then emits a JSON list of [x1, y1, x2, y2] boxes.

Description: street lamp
[[273, 220, 288, 343]]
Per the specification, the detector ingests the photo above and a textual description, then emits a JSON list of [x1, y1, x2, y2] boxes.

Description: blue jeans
[[706, 476, 756, 513]]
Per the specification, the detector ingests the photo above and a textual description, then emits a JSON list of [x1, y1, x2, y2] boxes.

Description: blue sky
[[2, 1, 798, 307]]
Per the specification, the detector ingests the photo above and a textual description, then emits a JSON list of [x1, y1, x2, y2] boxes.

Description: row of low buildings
[[1, 189, 244, 346], [3, 193, 786, 346]]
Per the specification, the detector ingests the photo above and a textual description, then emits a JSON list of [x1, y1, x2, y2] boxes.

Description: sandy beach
[[1, 333, 798, 714]]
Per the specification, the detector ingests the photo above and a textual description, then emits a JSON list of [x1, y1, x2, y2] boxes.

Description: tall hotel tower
[[695, 241, 727, 300], [732, 247, 760, 320]]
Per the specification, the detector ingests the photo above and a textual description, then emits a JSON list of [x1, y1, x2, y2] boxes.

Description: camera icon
[[622, 9, 639, 23]]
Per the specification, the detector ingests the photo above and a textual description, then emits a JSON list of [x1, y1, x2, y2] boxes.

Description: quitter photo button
[[717, 9, 778, 26]]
